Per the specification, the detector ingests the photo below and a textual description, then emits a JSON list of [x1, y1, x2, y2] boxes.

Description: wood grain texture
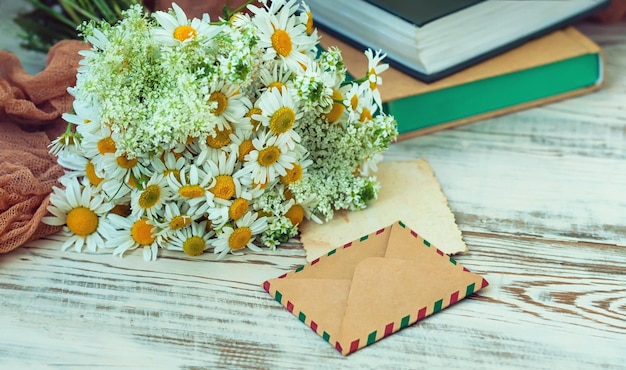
[[1, 3, 626, 368]]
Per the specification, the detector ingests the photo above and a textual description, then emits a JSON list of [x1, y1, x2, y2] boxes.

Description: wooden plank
[[1, 234, 624, 368]]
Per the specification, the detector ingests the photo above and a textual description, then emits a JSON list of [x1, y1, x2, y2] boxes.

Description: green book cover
[[318, 27, 603, 139], [389, 53, 602, 137]]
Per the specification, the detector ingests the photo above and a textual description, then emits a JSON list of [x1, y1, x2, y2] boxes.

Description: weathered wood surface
[[1, 3, 625, 368]]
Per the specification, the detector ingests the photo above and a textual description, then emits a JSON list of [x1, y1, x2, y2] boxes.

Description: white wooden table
[[1, 3, 625, 368]]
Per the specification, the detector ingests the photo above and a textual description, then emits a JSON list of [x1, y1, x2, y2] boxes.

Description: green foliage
[[13, 0, 143, 52]]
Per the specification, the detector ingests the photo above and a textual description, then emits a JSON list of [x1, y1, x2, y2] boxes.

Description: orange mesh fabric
[[0, 40, 89, 254]]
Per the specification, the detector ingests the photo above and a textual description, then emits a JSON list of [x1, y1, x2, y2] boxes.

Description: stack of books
[[309, 0, 609, 139]]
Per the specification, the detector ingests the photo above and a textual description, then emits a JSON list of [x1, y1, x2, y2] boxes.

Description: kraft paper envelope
[[262, 220, 488, 355]]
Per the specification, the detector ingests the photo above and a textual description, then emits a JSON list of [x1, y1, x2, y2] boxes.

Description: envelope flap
[[276, 226, 392, 281], [338, 255, 487, 354], [385, 220, 446, 259]]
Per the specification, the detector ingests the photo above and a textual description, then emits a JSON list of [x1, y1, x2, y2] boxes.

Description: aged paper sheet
[[300, 159, 467, 261]]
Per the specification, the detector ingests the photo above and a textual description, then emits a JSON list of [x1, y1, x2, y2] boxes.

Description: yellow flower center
[[271, 29, 292, 57], [280, 163, 303, 184], [269, 107, 296, 134], [169, 215, 191, 229], [258, 146, 280, 167], [238, 139, 255, 162], [246, 107, 263, 130], [110, 203, 131, 217], [139, 184, 161, 209], [206, 125, 233, 148], [183, 236, 206, 256], [369, 68, 378, 90], [173, 25, 197, 42], [285, 204, 304, 226], [359, 107, 373, 122], [179, 184, 205, 198], [350, 94, 359, 111], [325, 89, 344, 123], [66, 206, 98, 237], [306, 12, 314, 35], [85, 161, 103, 186], [283, 188, 293, 200], [268, 82, 287, 92], [127, 176, 138, 189], [164, 169, 181, 182], [210, 175, 236, 200], [131, 218, 155, 246], [97, 137, 116, 155], [228, 227, 252, 250], [117, 154, 138, 169], [229, 198, 249, 220], [208, 91, 228, 116], [253, 180, 270, 189]]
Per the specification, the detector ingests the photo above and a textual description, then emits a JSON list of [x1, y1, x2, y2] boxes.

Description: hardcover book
[[307, 0, 609, 82]]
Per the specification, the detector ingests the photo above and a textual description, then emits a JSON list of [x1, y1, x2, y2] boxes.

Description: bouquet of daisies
[[44, 0, 397, 261]]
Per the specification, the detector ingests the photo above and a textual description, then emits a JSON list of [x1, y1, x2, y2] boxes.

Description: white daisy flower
[[80, 125, 114, 165], [56, 151, 105, 188], [206, 170, 257, 229], [157, 201, 201, 238], [298, 1, 317, 36], [359, 152, 384, 177], [62, 99, 101, 137], [229, 12, 252, 29], [206, 80, 252, 133], [48, 126, 82, 156], [99, 151, 149, 190], [364, 48, 389, 109], [203, 123, 236, 152], [279, 148, 312, 186], [258, 64, 294, 94], [284, 194, 322, 225], [130, 174, 173, 219], [167, 220, 215, 256], [205, 154, 244, 203], [253, 87, 302, 146], [106, 214, 161, 261], [167, 164, 215, 212], [356, 98, 379, 124], [212, 211, 268, 259], [243, 131, 296, 185], [43, 177, 114, 253], [343, 82, 365, 122], [149, 151, 188, 182], [152, 3, 220, 46], [229, 129, 257, 164], [250, 0, 316, 70], [323, 87, 349, 125]]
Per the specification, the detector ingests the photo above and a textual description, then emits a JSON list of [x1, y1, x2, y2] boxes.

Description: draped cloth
[[0, 40, 88, 254]]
